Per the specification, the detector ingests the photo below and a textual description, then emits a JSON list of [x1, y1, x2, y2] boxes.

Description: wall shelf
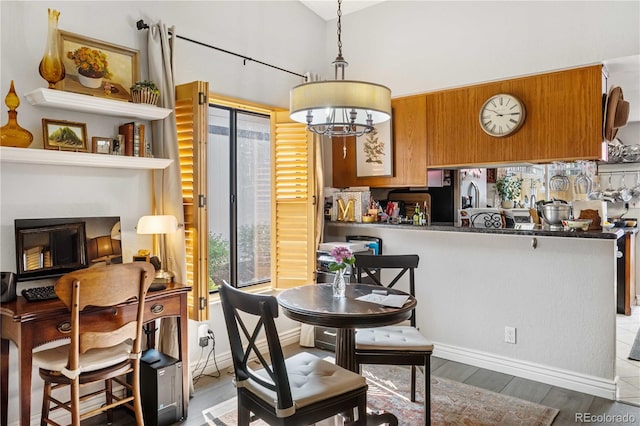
[[25, 88, 172, 120], [0, 146, 172, 170]]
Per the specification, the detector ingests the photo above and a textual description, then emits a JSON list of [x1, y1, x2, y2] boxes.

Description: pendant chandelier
[[289, 0, 391, 138]]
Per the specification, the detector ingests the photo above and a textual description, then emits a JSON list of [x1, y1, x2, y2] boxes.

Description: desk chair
[[354, 254, 433, 425], [219, 281, 368, 425], [33, 262, 155, 426]]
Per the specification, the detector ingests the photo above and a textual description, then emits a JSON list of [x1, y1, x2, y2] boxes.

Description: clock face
[[479, 94, 526, 137]]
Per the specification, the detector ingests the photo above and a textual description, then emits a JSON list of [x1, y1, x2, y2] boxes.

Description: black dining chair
[[354, 254, 433, 425], [219, 281, 368, 425]]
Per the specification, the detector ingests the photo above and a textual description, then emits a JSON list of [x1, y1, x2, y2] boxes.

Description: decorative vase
[[332, 269, 346, 298], [77, 73, 103, 89], [501, 200, 515, 209], [0, 81, 33, 148], [38, 9, 65, 89]]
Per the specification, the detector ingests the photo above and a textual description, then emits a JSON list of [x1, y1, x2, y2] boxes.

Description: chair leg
[[105, 378, 113, 424], [410, 365, 417, 402], [131, 362, 144, 425], [424, 356, 431, 426], [40, 380, 51, 426], [237, 406, 251, 426]]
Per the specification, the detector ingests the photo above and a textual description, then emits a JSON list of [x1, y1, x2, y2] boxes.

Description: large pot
[[541, 202, 571, 226]]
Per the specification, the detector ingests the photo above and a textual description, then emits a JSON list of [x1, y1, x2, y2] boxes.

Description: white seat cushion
[[241, 351, 366, 415], [33, 341, 132, 374], [356, 325, 434, 351]]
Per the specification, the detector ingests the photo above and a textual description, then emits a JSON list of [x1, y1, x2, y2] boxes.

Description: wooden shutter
[[271, 112, 316, 289], [176, 81, 209, 320]]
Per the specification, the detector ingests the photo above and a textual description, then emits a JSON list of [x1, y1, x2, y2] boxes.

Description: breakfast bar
[[324, 220, 620, 399]]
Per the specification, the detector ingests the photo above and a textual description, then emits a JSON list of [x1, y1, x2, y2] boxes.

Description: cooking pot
[[541, 201, 571, 226]]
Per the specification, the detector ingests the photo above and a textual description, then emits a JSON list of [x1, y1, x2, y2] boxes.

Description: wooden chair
[[33, 262, 155, 426], [354, 254, 433, 425], [219, 281, 368, 425]]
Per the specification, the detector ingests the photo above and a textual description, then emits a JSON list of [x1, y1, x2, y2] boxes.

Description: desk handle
[[323, 330, 337, 337], [150, 303, 164, 314], [57, 321, 71, 334]]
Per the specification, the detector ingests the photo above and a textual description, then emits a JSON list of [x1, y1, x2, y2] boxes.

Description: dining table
[[277, 283, 417, 425]]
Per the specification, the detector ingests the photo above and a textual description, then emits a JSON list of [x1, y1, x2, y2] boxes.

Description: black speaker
[[0, 272, 16, 302]]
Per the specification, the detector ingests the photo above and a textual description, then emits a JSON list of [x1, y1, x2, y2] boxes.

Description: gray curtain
[[146, 22, 192, 395]]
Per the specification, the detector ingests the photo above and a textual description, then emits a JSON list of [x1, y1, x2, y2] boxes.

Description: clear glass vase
[[38, 9, 65, 89], [332, 269, 346, 298]]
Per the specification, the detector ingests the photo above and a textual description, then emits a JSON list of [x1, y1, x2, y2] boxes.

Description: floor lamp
[[136, 215, 178, 285]]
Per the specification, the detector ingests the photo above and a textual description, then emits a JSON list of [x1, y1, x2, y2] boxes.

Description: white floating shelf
[[0, 146, 172, 170], [25, 88, 172, 120]]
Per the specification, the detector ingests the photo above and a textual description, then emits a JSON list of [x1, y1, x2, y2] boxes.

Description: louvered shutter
[[176, 81, 209, 320], [271, 111, 316, 289]]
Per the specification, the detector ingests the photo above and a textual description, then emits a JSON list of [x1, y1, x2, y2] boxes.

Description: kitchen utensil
[[619, 172, 632, 202], [623, 144, 640, 162], [541, 201, 571, 226], [561, 219, 592, 231], [632, 171, 640, 198], [549, 166, 570, 192], [607, 139, 624, 163], [602, 174, 619, 200]]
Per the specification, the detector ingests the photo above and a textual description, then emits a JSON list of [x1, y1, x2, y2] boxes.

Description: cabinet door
[[426, 65, 603, 168], [332, 95, 427, 188]]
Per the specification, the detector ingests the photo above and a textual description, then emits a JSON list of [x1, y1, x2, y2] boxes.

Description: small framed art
[[42, 119, 88, 152], [356, 118, 393, 177], [92, 137, 112, 154]]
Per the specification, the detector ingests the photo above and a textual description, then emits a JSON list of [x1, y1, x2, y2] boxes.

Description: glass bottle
[[0, 81, 33, 148], [38, 9, 65, 89], [413, 203, 420, 225]]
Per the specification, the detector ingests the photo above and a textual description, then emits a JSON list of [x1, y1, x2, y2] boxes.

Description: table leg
[[18, 331, 33, 426], [178, 295, 189, 419], [1, 338, 8, 426], [335, 328, 356, 371]]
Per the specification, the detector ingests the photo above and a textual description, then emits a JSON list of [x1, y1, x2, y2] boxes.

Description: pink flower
[[329, 246, 355, 272]]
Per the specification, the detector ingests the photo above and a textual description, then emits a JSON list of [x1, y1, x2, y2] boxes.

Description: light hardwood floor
[[85, 344, 640, 426], [617, 304, 640, 405]]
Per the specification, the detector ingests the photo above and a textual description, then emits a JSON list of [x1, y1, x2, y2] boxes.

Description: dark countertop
[[325, 220, 637, 240]]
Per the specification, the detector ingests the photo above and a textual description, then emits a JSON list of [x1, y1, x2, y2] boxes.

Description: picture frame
[[57, 30, 140, 102], [92, 137, 112, 154], [356, 118, 394, 177], [42, 119, 88, 152]]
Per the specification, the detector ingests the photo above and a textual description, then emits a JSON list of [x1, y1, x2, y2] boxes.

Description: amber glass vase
[[38, 9, 65, 89], [0, 81, 33, 148]]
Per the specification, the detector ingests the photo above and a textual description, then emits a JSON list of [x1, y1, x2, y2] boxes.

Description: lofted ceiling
[[299, 0, 385, 21]]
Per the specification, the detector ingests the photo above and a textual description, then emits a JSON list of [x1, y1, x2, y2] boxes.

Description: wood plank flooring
[[83, 344, 640, 426]]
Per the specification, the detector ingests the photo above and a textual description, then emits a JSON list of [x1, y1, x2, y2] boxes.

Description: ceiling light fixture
[[289, 0, 391, 141]]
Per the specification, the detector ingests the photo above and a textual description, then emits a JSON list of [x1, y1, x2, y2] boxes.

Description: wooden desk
[[0, 282, 191, 426]]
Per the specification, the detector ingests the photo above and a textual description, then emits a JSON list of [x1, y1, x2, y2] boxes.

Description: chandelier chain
[[336, 0, 343, 58]]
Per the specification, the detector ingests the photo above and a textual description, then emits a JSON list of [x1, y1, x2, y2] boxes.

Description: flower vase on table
[[329, 246, 355, 298]]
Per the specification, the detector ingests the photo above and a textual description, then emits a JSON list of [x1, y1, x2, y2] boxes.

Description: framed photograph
[[92, 137, 112, 154], [356, 118, 393, 177], [42, 119, 88, 152], [487, 168, 497, 184], [57, 30, 140, 102]]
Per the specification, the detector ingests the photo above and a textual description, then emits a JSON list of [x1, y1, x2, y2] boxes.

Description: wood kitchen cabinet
[[332, 95, 427, 188], [426, 65, 604, 168]]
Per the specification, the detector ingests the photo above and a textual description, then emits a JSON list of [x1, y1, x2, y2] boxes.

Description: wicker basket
[[131, 89, 159, 105]]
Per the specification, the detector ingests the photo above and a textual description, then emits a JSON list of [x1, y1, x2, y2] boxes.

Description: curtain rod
[[136, 20, 307, 80]]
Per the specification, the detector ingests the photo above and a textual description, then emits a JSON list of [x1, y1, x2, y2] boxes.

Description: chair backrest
[[355, 254, 419, 325], [219, 281, 294, 413], [54, 262, 155, 368]]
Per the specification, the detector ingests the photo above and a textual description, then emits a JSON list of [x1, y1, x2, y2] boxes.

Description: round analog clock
[[479, 94, 526, 137]]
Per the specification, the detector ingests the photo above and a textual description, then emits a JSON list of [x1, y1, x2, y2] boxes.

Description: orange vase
[[0, 80, 33, 148], [38, 9, 65, 89]]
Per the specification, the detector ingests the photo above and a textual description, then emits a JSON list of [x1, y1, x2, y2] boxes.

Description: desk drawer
[[314, 326, 336, 352]]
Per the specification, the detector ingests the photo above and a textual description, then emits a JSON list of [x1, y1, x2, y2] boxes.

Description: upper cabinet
[[332, 95, 427, 188], [426, 65, 604, 168]]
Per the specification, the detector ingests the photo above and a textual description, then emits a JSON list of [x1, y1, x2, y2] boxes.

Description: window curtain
[[146, 22, 192, 394]]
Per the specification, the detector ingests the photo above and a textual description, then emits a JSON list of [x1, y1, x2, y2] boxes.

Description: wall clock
[[479, 93, 526, 137]]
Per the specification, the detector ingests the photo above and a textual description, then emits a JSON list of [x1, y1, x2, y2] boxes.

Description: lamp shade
[[136, 215, 178, 235], [289, 80, 391, 132]]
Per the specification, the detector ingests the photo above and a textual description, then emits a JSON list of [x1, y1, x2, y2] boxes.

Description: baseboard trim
[[433, 342, 617, 400]]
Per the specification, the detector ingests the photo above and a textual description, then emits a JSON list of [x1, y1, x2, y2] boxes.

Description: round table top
[[277, 283, 416, 329]]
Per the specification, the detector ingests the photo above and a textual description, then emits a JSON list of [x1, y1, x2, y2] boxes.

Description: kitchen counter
[[326, 220, 634, 239]]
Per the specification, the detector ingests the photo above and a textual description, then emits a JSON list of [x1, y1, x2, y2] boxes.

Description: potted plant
[[130, 80, 160, 105], [495, 175, 523, 208]]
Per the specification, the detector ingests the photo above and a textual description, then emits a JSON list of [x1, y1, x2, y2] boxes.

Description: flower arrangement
[[67, 46, 111, 79], [328, 246, 355, 273]]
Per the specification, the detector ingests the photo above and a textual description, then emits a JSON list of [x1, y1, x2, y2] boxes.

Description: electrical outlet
[[504, 326, 517, 344], [199, 337, 209, 347], [198, 324, 209, 339]]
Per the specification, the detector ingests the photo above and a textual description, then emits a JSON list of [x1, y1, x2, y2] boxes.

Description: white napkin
[[356, 293, 410, 308]]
